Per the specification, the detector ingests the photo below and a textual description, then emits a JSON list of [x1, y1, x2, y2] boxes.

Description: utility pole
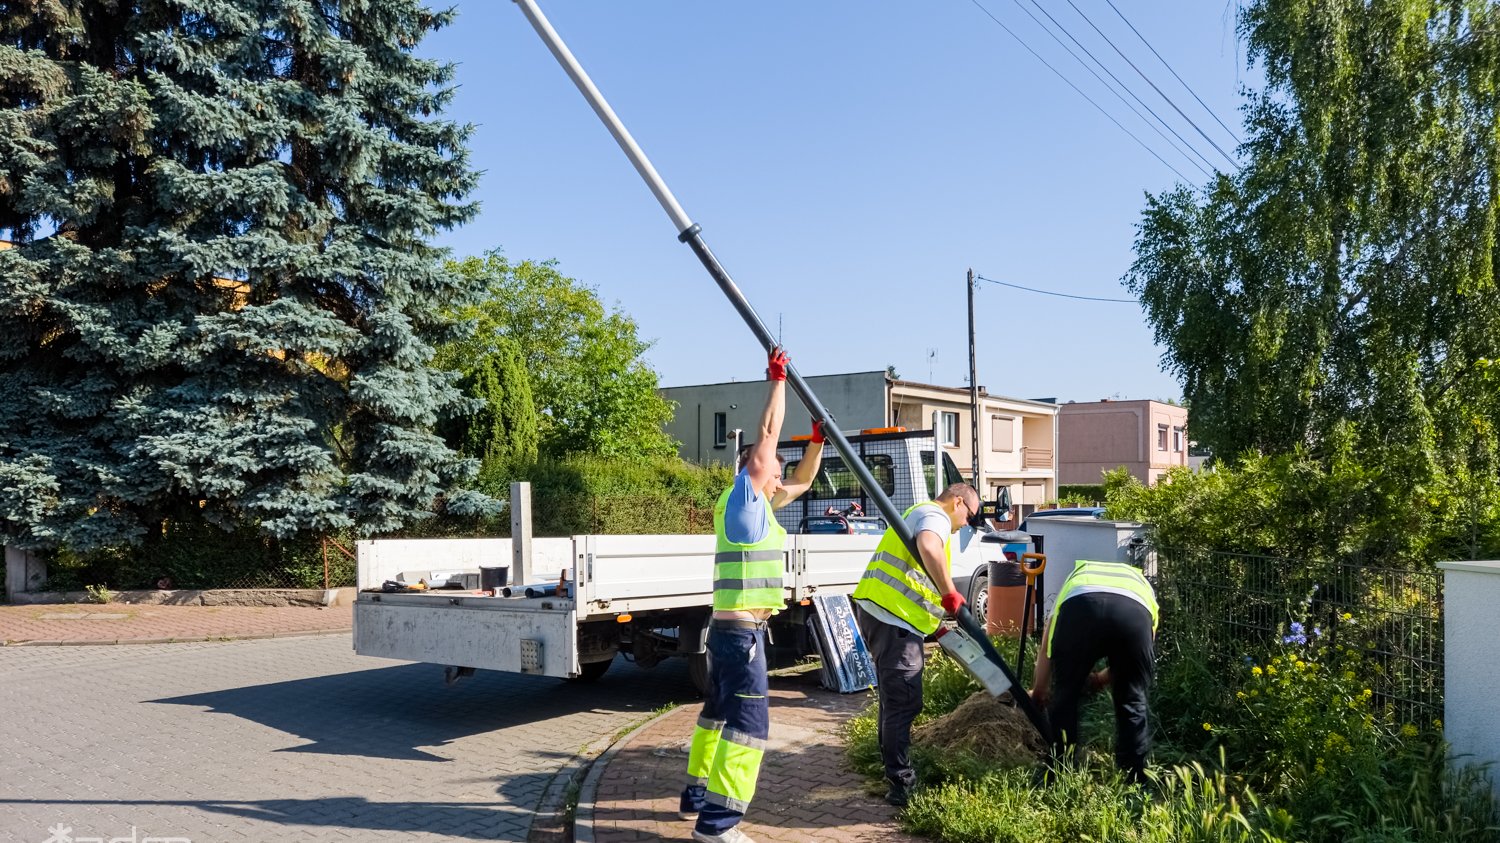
[[967, 268, 981, 486]]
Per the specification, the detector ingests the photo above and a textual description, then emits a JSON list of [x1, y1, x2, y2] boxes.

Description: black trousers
[[856, 606, 925, 788], [1047, 592, 1155, 782]]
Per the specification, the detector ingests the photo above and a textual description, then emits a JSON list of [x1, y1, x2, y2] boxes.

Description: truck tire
[[687, 650, 711, 695], [567, 657, 614, 683], [968, 569, 990, 626]]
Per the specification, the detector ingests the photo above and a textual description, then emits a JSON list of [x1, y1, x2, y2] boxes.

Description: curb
[[0, 627, 353, 647], [573, 704, 686, 843]]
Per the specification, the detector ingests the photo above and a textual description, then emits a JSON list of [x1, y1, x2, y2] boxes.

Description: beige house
[[659, 371, 1058, 511], [1057, 399, 1188, 486]]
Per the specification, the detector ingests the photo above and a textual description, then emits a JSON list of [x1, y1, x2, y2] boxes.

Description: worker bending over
[[1030, 559, 1159, 784], [680, 346, 824, 843], [851, 482, 981, 807]]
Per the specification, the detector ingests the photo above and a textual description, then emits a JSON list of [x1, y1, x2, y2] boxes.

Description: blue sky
[[424, 1, 1255, 404]]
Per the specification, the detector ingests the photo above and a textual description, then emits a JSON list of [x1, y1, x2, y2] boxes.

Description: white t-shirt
[[855, 503, 952, 635]]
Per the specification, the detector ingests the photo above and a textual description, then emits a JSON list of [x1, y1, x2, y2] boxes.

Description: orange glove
[[767, 346, 789, 381]]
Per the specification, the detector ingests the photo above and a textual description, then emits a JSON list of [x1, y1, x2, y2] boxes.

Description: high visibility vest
[[851, 502, 954, 635], [1046, 560, 1159, 657], [712, 484, 788, 612]]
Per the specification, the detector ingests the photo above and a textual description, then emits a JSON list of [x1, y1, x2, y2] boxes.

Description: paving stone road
[[0, 634, 696, 842]]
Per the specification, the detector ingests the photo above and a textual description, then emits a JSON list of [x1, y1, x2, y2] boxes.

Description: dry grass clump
[[913, 691, 1046, 766]]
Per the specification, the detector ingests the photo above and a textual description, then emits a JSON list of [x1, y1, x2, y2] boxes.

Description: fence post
[[1437, 560, 1500, 801], [511, 482, 533, 589], [322, 537, 330, 591]]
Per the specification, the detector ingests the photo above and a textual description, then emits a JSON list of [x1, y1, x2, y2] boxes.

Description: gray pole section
[[510, 0, 1048, 739], [968, 268, 981, 486]]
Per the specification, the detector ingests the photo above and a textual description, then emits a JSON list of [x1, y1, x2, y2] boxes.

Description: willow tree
[[1128, 0, 1500, 556], [0, 1, 488, 551]]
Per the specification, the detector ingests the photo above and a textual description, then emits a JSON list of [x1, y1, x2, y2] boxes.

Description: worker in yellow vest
[[851, 482, 981, 807], [680, 346, 824, 843], [1030, 560, 1159, 784]]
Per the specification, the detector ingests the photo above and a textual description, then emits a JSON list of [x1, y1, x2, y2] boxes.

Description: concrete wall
[[660, 371, 889, 464], [4, 546, 46, 600], [1438, 560, 1500, 801]]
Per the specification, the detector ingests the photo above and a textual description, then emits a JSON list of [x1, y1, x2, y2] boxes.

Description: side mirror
[[973, 487, 1014, 530]]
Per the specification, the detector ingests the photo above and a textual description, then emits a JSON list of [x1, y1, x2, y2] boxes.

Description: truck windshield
[[919, 450, 964, 492]]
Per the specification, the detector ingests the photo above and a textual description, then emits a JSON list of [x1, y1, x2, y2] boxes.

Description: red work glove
[[941, 591, 966, 617], [811, 420, 826, 444], [767, 346, 789, 381]]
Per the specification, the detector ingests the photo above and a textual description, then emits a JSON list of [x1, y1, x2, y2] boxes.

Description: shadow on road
[[149, 657, 698, 762]]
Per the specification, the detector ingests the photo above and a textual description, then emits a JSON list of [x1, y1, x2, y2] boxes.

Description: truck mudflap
[[354, 593, 579, 678]]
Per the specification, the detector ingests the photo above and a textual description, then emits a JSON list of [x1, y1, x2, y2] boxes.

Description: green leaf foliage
[[438, 252, 678, 460], [0, 0, 491, 551], [1126, 0, 1500, 559]]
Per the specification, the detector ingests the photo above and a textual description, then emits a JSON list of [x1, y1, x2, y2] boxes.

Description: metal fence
[[1150, 545, 1443, 725]]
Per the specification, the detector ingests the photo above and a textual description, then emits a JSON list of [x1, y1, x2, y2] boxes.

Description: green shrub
[[1058, 484, 1107, 504]]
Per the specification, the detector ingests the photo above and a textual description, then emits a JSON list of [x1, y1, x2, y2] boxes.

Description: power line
[[965, 0, 1197, 185], [1063, 0, 1239, 168], [1102, 0, 1241, 144], [976, 274, 1138, 303], [1010, 0, 1217, 178]]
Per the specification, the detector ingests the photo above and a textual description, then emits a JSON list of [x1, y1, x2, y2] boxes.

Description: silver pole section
[[509, 0, 1048, 740], [931, 412, 944, 499]]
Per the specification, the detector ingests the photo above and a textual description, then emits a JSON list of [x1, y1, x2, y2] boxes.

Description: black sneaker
[[884, 781, 913, 808]]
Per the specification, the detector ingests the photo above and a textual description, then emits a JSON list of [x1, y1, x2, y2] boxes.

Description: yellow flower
[[1236, 691, 1247, 700], [1400, 724, 1419, 738], [1203, 722, 1213, 731], [1343, 671, 1356, 681], [1434, 718, 1444, 729], [1295, 660, 1306, 670], [1361, 689, 1372, 699], [1341, 612, 1353, 621], [1267, 665, 1278, 675], [1249, 689, 1258, 697], [1252, 666, 1263, 676]]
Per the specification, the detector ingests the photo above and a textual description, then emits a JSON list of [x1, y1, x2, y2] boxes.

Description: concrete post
[[511, 481, 533, 588], [4, 546, 47, 600], [1437, 560, 1500, 801]]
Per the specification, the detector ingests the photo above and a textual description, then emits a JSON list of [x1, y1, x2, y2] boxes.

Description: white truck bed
[[353, 533, 880, 680]]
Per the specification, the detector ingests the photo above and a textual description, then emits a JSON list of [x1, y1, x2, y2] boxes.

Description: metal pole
[[510, 0, 1048, 740], [931, 412, 944, 499], [967, 268, 981, 486]]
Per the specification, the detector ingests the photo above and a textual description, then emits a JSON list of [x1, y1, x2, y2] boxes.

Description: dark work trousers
[[856, 606, 926, 789], [684, 623, 770, 836], [1046, 592, 1155, 783]]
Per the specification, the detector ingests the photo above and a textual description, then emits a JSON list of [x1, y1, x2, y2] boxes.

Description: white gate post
[[1438, 559, 1500, 802]]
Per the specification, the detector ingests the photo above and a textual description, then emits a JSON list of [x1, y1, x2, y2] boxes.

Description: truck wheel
[[969, 570, 990, 625], [687, 650, 711, 695], [567, 657, 614, 683]]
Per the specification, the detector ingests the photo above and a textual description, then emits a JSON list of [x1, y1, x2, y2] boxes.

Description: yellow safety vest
[[712, 483, 788, 612], [851, 502, 954, 635], [1046, 560, 1159, 657]]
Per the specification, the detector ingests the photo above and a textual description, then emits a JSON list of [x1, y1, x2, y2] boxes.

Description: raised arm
[[744, 346, 789, 492], [774, 421, 825, 509]]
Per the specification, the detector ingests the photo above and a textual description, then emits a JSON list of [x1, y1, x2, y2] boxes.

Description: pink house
[[1057, 399, 1188, 486]]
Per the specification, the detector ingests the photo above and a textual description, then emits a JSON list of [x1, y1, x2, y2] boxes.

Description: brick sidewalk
[[583, 669, 920, 843], [0, 602, 352, 644]]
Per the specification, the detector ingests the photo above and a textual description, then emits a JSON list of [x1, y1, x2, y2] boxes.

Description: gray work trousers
[[856, 605, 926, 788]]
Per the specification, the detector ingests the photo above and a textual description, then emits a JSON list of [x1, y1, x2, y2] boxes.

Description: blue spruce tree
[[0, 1, 488, 552]]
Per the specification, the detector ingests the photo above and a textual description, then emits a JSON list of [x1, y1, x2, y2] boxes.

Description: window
[[782, 454, 896, 499], [713, 412, 727, 448], [1172, 426, 1184, 452], [1156, 424, 1168, 451], [991, 415, 1014, 452], [940, 411, 960, 447], [920, 450, 965, 492]]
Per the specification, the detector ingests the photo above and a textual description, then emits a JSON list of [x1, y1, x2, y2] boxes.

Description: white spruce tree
[[0, 0, 488, 551]]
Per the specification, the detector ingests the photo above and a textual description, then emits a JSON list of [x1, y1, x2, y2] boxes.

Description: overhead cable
[[1102, 0, 1241, 144], [976, 274, 1138, 304], [1009, 0, 1215, 178], [966, 0, 1197, 185], [1063, 0, 1238, 168]]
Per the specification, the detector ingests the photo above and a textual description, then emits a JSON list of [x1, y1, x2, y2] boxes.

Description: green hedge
[[1056, 484, 1107, 504]]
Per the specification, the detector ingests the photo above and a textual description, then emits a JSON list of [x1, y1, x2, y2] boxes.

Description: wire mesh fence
[[1150, 545, 1443, 725]]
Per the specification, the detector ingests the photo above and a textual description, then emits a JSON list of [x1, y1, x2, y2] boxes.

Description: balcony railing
[[1020, 447, 1053, 469]]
